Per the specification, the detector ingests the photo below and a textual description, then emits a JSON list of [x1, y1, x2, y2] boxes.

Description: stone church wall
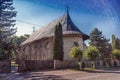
[[18, 35, 84, 71], [24, 60, 53, 70], [54, 60, 77, 69], [63, 36, 83, 60]]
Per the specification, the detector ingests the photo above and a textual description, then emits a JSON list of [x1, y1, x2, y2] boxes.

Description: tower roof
[[21, 13, 89, 45]]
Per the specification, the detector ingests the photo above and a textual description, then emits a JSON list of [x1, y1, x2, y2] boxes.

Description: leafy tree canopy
[[69, 46, 83, 61], [10, 34, 30, 59], [112, 49, 120, 60], [85, 46, 99, 61]]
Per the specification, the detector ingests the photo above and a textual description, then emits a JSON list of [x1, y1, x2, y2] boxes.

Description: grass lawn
[[71, 67, 95, 72], [84, 67, 95, 71]]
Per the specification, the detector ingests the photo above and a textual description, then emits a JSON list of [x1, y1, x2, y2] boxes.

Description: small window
[[74, 42, 79, 46]]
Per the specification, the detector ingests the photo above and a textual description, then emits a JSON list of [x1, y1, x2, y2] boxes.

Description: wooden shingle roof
[[21, 13, 89, 45]]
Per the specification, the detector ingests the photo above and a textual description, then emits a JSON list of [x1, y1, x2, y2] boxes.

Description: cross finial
[[66, 5, 69, 14]]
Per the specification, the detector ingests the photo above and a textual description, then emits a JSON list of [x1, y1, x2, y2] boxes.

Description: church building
[[18, 10, 89, 71]]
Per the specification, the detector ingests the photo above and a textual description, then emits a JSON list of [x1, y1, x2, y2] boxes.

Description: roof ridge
[[21, 13, 89, 45]]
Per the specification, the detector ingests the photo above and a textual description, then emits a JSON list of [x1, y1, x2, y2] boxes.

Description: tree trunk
[[78, 62, 82, 70], [92, 61, 95, 69], [54, 60, 57, 69], [99, 60, 103, 68]]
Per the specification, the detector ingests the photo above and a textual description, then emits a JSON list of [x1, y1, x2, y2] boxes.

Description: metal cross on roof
[[66, 5, 69, 14]]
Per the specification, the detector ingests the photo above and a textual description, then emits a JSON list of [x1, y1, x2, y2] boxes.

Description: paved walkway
[[0, 67, 120, 80], [0, 69, 76, 80]]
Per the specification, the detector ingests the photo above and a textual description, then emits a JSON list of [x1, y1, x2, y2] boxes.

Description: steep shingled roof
[[21, 13, 89, 45]]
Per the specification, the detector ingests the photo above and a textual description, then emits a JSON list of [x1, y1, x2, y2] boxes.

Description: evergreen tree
[[89, 28, 102, 47], [89, 28, 110, 60], [0, 0, 17, 60], [53, 23, 64, 61], [116, 38, 120, 49], [112, 34, 116, 50], [111, 34, 120, 50]]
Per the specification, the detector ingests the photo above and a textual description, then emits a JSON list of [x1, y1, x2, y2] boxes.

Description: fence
[[0, 59, 11, 73]]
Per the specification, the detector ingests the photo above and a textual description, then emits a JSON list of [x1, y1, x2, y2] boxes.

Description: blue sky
[[13, 0, 120, 40]]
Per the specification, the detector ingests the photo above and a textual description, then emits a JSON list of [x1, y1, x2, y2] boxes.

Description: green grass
[[84, 67, 95, 71], [70, 67, 95, 72]]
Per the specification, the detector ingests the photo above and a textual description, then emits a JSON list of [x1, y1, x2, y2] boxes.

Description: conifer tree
[[111, 35, 120, 50], [0, 0, 17, 60], [89, 28, 110, 60], [112, 34, 116, 50], [53, 23, 64, 61], [116, 38, 120, 49]]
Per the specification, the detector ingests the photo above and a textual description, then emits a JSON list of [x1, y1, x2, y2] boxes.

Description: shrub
[[112, 49, 120, 60]]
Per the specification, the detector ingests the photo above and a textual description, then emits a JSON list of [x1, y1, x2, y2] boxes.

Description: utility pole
[[33, 26, 35, 32]]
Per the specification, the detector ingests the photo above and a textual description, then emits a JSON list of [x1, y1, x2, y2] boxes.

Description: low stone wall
[[84, 60, 92, 67], [18, 60, 77, 72], [24, 60, 54, 71], [0, 60, 11, 73], [84, 60, 120, 68], [54, 60, 76, 69], [18, 60, 53, 72]]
